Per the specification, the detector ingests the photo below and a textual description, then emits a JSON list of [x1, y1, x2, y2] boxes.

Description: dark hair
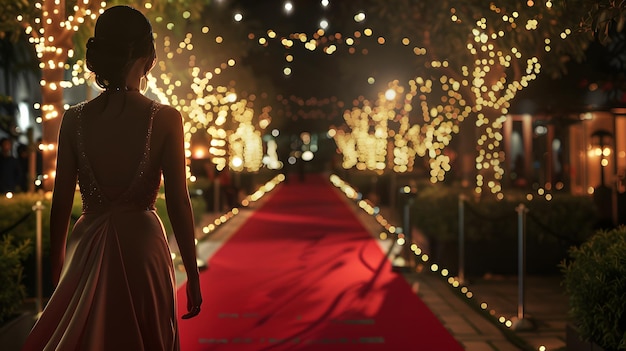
[[86, 6, 156, 90]]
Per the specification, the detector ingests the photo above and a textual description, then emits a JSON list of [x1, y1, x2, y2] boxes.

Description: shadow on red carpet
[[177, 174, 463, 351]]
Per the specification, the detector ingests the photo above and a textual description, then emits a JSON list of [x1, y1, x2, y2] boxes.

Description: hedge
[[0, 189, 205, 300]]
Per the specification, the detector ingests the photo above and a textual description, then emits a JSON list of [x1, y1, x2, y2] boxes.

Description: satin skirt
[[22, 209, 179, 351]]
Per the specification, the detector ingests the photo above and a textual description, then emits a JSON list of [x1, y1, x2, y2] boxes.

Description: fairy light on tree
[[228, 99, 264, 172], [333, 77, 465, 181], [23, 1, 261, 181], [253, 26, 470, 179], [16, 0, 106, 190], [334, 81, 403, 173], [8, 0, 219, 190], [461, 14, 544, 197], [138, 11, 266, 176], [8, 0, 599, 196], [326, 1, 592, 197]]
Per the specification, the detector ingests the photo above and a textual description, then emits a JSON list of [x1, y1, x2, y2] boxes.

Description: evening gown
[[22, 101, 180, 350]]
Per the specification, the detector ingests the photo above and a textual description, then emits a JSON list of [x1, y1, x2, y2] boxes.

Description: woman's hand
[[181, 277, 202, 319]]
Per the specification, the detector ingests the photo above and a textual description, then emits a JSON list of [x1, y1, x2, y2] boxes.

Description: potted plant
[[561, 226, 626, 351]]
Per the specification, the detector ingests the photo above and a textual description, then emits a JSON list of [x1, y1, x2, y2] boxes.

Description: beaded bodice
[[75, 101, 163, 213]]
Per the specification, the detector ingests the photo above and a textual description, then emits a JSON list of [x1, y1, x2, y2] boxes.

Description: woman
[[22, 6, 202, 350]]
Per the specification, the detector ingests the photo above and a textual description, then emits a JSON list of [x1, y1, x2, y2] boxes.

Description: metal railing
[[456, 195, 581, 331], [331, 175, 584, 335]]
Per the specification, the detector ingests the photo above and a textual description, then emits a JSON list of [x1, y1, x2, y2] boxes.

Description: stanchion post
[[395, 186, 416, 271], [512, 203, 534, 331], [402, 191, 413, 269], [458, 194, 466, 284], [32, 200, 45, 314]]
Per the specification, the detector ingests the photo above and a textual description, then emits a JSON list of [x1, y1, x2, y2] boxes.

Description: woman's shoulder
[[153, 101, 178, 114], [65, 101, 88, 115], [152, 102, 182, 125], [65, 99, 105, 122], [60, 101, 88, 126]]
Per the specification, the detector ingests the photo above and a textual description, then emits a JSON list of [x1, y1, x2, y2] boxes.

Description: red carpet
[[177, 174, 463, 350]]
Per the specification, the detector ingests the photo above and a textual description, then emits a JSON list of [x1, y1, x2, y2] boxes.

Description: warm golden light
[[22, 0, 580, 197]]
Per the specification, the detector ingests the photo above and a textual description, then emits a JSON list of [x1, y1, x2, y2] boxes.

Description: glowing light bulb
[[284, 1, 293, 13]]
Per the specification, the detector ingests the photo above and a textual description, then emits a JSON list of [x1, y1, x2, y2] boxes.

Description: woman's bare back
[[80, 92, 158, 200]]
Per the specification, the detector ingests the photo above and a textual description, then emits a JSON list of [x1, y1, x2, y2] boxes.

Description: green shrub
[[411, 184, 596, 243], [394, 183, 598, 275], [0, 189, 205, 298], [1, 192, 84, 297], [1, 193, 51, 253], [0, 235, 32, 325], [561, 226, 626, 350]]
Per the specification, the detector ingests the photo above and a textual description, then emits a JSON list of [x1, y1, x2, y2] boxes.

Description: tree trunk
[[40, 0, 71, 191], [40, 51, 66, 191]]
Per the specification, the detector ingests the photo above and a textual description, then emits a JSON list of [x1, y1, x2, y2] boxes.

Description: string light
[[330, 174, 551, 349], [199, 175, 284, 238], [141, 24, 266, 175], [23, 1, 577, 196], [171, 175, 284, 267], [239, 6, 572, 198], [19, 1, 106, 190], [12, 5, 577, 348]]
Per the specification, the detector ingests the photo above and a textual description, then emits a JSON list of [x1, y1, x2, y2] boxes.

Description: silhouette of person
[[512, 154, 527, 187], [21, 6, 202, 350], [17, 143, 30, 192], [0, 137, 22, 193], [218, 166, 238, 209]]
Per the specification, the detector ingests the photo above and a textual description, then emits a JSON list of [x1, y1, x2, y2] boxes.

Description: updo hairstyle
[[86, 6, 156, 90]]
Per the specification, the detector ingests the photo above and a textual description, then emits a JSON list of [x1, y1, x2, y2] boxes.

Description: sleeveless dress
[[22, 101, 180, 351]]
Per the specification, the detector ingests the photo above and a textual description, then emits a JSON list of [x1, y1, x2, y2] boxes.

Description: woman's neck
[[105, 86, 139, 93]]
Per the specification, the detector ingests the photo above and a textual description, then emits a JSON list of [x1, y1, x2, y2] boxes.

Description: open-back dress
[[21, 101, 179, 351]]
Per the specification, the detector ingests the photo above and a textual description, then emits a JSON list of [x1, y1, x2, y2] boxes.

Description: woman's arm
[[49, 110, 78, 287], [159, 106, 202, 318]]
